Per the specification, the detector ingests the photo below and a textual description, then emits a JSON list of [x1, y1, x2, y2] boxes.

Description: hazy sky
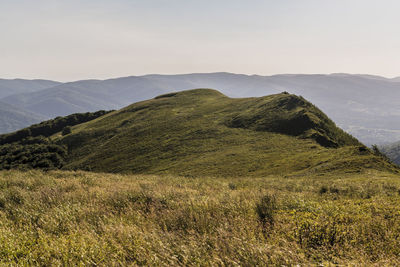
[[2, 0, 400, 81]]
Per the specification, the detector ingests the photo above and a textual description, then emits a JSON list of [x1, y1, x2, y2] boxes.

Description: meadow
[[1, 169, 400, 265]]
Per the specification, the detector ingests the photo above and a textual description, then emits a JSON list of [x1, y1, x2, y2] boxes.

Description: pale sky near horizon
[[1, 0, 400, 81]]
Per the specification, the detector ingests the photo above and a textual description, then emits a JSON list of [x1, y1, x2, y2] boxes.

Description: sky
[[1, 0, 400, 81]]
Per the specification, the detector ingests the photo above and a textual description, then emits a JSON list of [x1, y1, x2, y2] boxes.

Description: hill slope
[[0, 110, 111, 170], [47, 89, 393, 176]]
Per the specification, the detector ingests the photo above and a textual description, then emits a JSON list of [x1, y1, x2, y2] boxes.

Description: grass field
[[1, 169, 400, 265]]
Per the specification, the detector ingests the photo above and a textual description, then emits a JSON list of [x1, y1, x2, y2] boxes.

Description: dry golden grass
[[0, 169, 400, 265]]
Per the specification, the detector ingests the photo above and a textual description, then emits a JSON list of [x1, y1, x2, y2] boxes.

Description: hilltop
[[1, 89, 395, 176]]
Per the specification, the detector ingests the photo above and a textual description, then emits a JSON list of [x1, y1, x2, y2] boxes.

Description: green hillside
[[51, 89, 394, 176], [0, 110, 111, 170], [0, 88, 395, 176]]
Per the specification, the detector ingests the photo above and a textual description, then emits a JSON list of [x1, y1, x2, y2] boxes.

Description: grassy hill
[[0, 88, 396, 176], [0, 110, 111, 170], [51, 88, 395, 176]]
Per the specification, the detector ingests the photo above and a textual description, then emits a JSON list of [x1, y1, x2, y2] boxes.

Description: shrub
[[330, 187, 340, 194], [0, 110, 111, 145], [256, 194, 277, 226], [62, 126, 72, 136], [0, 195, 5, 209], [228, 183, 237, 190], [372, 144, 391, 162], [319, 186, 328, 194]]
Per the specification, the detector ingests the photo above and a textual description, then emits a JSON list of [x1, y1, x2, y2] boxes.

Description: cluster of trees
[[0, 136, 67, 170], [0, 110, 112, 170], [0, 110, 111, 145]]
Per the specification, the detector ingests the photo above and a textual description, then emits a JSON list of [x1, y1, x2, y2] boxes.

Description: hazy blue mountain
[[2, 73, 400, 145], [0, 79, 61, 99], [1, 77, 188, 118], [0, 79, 61, 133], [380, 142, 400, 165], [0, 101, 46, 133]]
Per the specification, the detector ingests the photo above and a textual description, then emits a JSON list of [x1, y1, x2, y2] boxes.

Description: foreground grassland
[[1, 170, 400, 265]]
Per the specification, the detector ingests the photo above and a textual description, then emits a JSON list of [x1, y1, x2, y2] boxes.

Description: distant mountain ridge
[[0, 79, 61, 98], [380, 142, 400, 165], [0, 79, 61, 133], [0, 101, 46, 134], [1, 73, 400, 145]]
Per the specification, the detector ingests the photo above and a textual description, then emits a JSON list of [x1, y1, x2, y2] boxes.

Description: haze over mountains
[[0, 79, 61, 99], [0, 79, 61, 132], [1, 73, 400, 145]]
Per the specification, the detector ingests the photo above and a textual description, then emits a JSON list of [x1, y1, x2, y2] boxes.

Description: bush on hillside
[[0, 110, 113, 171], [0, 110, 112, 145], [256, 194, 277, 227], [62, 126, 72, 136]]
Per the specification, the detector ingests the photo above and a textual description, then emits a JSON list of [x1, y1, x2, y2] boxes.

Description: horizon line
[[1, 72, 399, 83]]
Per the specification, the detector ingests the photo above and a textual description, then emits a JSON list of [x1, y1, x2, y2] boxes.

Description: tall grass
[[0, 169, 400, 265]]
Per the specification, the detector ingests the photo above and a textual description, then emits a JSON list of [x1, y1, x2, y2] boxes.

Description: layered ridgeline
[[0, 89, 395, 176], [0, 79, 61, 133], [0, 102, 46, 134], [0, 78, 60, 99]]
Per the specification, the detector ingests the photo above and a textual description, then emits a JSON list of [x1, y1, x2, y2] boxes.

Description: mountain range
[[2, 73, 400, 145]]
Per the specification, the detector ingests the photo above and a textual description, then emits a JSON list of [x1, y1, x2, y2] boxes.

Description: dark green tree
[[62, 126, 72, 136]]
